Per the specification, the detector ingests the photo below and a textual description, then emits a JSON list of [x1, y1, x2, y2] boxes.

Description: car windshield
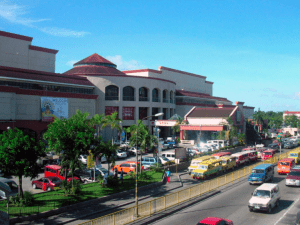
[[161, 156, 169, 161], [290, 153, 298, 157], [280, 162, 290, 166], [252, 169, 265, 174], [6, 181, 18, 190], [253, 190, 270, 198], [288, 171, 300, 176], [82, 155, 87, 159], [191, 161, 201, 166], [49, 177, 61, 183], [197, 165, 207, 170], [222, 160, 227, 164], [264, 152, 272, 155]]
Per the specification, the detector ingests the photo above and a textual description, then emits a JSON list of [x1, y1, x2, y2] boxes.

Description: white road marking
[[274, 197, 300, 225]]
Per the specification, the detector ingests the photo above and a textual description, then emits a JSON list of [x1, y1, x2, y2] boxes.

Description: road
[[146, 165, 299, 225]]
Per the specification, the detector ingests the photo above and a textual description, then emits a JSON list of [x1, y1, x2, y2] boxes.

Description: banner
[[41, 97, 68, 122]]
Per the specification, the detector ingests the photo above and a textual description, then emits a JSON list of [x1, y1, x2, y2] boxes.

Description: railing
[[152, 97, 160, 102], [163, 98, 169, 103], [123, 96, 135, 101], [79, 148, 298, 225], [105, 96, 119, 101], [139, 97, 149, 102]]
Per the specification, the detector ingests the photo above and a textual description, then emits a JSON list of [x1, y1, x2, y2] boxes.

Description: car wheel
[[249, 208, 253, 212], [32, 184, 36, 189], [47, 187, 51, 191], [84, 180, 88, 184], [268, 206, 272, 213]]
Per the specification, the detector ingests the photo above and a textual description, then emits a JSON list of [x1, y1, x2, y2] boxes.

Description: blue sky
[[0, 0, 300, 112]]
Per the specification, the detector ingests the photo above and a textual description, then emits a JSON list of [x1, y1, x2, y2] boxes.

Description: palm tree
[[101, 111, 122, 144], [101, 141, 118, 173]]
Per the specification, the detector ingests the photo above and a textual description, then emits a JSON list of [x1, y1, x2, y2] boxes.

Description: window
[[123, 86, 135, 101], [139, 107, 148, 120], [121, 163, 130, 168], [105, 106, 119, 117], [170, 91, 173, 103], [123, 107, 135, 120], [163, 90, 168, 103], [139, 87, 148, 101], [152, 88, 160, 102], [105, 85, 119, 100]]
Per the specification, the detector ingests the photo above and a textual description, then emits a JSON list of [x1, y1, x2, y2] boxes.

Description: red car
[[32, 176, 62, 191], [44, 165, 81, 182], [197, 217, 233, 225]]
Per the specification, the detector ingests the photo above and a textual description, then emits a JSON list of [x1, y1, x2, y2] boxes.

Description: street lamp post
[[135, 112, 163, 217], [119, 121, 122, 145]]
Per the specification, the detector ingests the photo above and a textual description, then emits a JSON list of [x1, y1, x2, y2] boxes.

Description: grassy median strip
[[0, 171, 163, 218]]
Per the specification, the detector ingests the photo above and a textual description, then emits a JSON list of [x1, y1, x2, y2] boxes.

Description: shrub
[[107, 176, 119, 188], [139, 171, 152, 180], [61, 180, 72, 195], [165, 161, 175, 166], [149, 165, 164, 173], [128, 171, 136, 179], [9, 191, 35, 206], [70, 179, 82, 195]]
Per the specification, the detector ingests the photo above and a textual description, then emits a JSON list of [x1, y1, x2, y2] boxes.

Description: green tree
[[43, 110, 99, 185], [284, 115, 299, 128], [0, 128, 45, 198], [101, 141, 119, 173], [101, 111, 122, 144]]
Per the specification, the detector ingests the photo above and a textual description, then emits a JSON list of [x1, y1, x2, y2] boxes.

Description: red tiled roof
[[187, 107, 234, 118], [64, 65, 126, 76], [0, 66, 94, 87], [74, 53, 115, 66], [176, 90, 231, 102]]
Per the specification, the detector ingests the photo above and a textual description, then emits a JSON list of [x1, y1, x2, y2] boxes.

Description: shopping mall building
[[0, 30, 254, 141]]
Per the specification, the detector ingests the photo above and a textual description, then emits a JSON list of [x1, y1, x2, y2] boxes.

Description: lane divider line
[[274, 197, 300, 225]]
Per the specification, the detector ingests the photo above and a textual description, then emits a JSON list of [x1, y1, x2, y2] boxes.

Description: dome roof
[[64, 53, 126, 77]]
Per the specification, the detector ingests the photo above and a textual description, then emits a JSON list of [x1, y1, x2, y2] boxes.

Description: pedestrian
[[114, 167, 118, 179], [166, 168, 171, 183], [103, 173, 108, 187], [120, 168, 124, 184]]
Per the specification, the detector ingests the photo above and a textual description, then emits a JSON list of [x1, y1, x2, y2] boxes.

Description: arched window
[[152, 88, 160, 102], [170, 91, 174, 103], [123, 86, 135, 101], [163, 90, 168, 103], [105, 85, 119, 101], [139, 87, 149, 101]]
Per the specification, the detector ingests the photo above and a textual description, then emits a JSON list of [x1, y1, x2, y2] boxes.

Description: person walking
[[114, 167, 118, 179], [120, 168, 124, 184], [166, 168, 171, 183]]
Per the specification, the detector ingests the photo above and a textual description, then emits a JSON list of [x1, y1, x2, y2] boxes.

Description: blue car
[[248, 164, 274, 185]]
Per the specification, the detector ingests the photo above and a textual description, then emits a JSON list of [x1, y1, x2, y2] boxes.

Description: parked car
[[95, 167, 114, 177], [283, 141, 293, 149], [112, 161, 144, 173], [120, 141, 130, 148], [116, 149, 127, 159], [140, 157, 161, 169], [79, 155, 87, 164], [248, 183, 280, 213], [129, 147, 143, 155], [158, 156, 170, 165], [114, 140, 121, 146], [32, 176, 62, 191], [0, 169, 4, 177], [44, 165, 81, 182], [197, 217, 233, 225], [186, 149, 196, 157], [0, 178, 18, 199]]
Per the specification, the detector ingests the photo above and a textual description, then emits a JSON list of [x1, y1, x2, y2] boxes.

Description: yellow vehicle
[[188, 155, 215, 174], [220, 156, 237, 172], [191, 159, 223, 180], [288, 149, 300, 164]]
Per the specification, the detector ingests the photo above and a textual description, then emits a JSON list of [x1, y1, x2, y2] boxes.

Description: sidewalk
[[14, 171, 193, 225]]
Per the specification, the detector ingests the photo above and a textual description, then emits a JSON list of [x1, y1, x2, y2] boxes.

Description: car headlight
[[249, 202, 254, 206]]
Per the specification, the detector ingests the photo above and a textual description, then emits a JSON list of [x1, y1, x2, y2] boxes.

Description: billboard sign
[[175, 148, 186, 159], [41, 97, 68, 122]]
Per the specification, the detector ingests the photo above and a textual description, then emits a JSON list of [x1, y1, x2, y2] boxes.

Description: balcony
[[139, 97, 149, 102], [105, 96, 119, 101], [123, 96, 135, 101]]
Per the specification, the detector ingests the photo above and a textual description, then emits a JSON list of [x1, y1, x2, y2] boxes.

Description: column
[[180, 130, 184, 140]]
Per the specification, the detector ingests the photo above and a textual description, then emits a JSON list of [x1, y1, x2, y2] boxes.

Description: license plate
[[253, 181, 257, 183], [255, 206, 260, 209]]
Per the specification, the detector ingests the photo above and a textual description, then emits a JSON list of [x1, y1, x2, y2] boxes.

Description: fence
[[78, 148, 298, 225]]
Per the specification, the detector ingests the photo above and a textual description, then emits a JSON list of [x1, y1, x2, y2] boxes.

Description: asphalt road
[[147, 165, 300, 225]]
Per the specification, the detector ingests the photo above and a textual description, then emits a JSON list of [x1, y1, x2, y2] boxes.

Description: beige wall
[[187, 118, 227, 126], [0, 92, 96, 120], [0, 35, 56, 73], [86, 75, 176, 127]]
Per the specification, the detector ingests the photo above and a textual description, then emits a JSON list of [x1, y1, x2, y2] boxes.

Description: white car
[[95, 167, 114, 177], [120, 141, 130, 148], [129, 147, 142, 155], [116, 149, 127, 159], [159, 156, 170, 165], [79, 155, 87, 164]]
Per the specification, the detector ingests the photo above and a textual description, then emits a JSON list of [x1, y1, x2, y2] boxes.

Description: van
[[188, 155, 215, 174], [248, 183, 280, 213], [161, 151, 175, 161], [0, 178, 18, 199], [191, 159, 223, 180], [243, 150, 258, 162], [248, 164, 274, 185], [212, 152, 231, 159], [261, 149, 276, 161], [140, 157, 162, 169], [231, 152, 250, 167], [277, 158, 295, 175], [44, 165, 81, 182], [288, 150, 300, 164], [220, 156, 237, 171]]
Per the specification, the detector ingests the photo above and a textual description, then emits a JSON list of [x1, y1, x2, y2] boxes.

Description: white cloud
[[106, 55, 145, 71], [0, 1, 90, 37], [40, 27, 90, 37], [66, 60, 79, 67], [0, 1, 49, 27]]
